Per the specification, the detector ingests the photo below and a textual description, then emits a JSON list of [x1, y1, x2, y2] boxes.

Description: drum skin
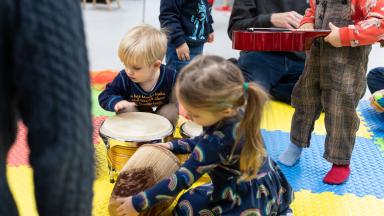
[[99, 112, 174, 182]]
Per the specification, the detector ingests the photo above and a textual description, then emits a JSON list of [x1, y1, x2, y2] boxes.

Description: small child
[[115, 55, 294, 216], [279, 0, 384, 184], [160, 0, 214, 74], [370, 89, 384, 113], [98, 25, 178, 125], [367, 67, 384, 94]]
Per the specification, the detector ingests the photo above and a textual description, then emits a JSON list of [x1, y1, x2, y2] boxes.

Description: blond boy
[[99, 24, 178, 125]]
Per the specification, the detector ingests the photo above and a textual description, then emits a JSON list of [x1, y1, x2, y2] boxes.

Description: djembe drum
[[109, 145, 180, 216], [180, 120, 203, 138], [99, 112, 173, 182]]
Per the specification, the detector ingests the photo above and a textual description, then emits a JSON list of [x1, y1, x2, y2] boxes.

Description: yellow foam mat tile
[[262, 101, 372, 139], [92, 176, 115, 216], [7, 166, 38, 216], [292, 190, 384, 216], [8, 166, 384, 216]]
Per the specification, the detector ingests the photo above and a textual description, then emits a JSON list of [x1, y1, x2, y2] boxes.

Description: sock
[[323, 164, 350, 185], [278, 143, 303, 166]]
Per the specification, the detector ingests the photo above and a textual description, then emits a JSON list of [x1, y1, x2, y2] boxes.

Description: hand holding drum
[[109, 144, 181, 216]]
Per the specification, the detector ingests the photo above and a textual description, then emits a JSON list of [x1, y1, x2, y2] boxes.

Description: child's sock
[[278, 143, 303, 166], [323, 164, 350, 185]]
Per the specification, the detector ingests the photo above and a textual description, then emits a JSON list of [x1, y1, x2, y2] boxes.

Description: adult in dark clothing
[[367, 67, 384, 94], [367, 67, 384, 113], [0, 1, 93, 215], [228, 0, 308, 104]]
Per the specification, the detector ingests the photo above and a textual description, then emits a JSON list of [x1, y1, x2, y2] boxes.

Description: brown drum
[[109, 145, 180, 216], [99, 112, 174, 182]]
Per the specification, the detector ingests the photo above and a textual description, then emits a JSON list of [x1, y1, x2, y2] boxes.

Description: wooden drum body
[[109, 145, 180, 216], [99, 112, 173, 182]]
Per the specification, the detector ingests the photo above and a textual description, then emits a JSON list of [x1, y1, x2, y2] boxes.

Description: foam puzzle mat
[[6, 71, 384, 215]]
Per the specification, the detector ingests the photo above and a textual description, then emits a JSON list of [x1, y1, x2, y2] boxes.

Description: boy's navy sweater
[[99, 65, 176, 112], [159, 0, 214, 47]]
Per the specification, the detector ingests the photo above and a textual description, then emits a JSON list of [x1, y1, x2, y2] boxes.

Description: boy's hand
[[154, 142, 172, 150], [299, 23, 314, 30], [370, 90, 384, 113], [271, 11, 303, 29], [114, 100, 136, 113], [116, 197, 138, 216], [207, 33, 214, 43], [324, 22, 342, 47], [176, 43, 190, 61]]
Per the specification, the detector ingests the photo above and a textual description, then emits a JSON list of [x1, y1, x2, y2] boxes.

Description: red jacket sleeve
[[340, 0, 384, 46]]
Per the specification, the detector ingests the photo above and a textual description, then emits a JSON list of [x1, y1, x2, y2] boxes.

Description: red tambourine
[[232, 28, 331, 52]]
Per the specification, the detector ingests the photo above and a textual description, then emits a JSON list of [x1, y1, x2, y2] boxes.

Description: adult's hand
[[271, 11, 303, 29]]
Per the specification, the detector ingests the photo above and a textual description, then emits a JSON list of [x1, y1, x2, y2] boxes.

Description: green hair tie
[[243, 82, 249, 91]]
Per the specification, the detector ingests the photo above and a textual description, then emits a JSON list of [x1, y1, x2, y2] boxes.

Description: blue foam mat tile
[[262, 130, 384, 198], [358, 100, 384, 146]]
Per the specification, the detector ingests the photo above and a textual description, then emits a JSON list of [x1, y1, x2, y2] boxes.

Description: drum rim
[[180, 122, 203, 138], [99, 121, 174, 142]]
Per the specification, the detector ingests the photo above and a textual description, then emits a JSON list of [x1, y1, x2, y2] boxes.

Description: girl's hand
[[114, 100, 136, 113], [299, 23, 314, 30], [207, 33, 214, 43], [176, 43, 190, 61], [324, 22, 342, 47], [154, 142, 172, 150], [116, 197, 139, 216]]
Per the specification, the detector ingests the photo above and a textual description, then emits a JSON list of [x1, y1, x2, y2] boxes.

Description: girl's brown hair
[[176, 55, 269, 181]]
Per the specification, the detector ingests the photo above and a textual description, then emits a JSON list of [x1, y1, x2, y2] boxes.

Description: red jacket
[[301, 0, 384, 46]]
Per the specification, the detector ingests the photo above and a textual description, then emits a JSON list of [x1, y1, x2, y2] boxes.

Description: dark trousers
[[237, 51, 304, 104], [165, 42, 204, 74], [367, 67, 384, 94]]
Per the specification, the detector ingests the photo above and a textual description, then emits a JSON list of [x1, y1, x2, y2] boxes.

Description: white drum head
[[100, 112, 173, 141], [181, 121, 203, 138]]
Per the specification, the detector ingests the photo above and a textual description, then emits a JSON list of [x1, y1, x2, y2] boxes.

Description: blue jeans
[[367, 67, 384, 94], [165, 42, 204, 75], [238, 51, 305, 104]]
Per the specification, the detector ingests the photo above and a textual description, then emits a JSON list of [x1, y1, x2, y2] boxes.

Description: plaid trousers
[[290, 0, 371, 165]]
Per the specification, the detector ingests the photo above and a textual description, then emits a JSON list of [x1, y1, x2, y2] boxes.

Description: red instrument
[[232, 28, 331, 52]]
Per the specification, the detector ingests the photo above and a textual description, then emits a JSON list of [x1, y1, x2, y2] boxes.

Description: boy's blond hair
[[118, 24, 167, 66]]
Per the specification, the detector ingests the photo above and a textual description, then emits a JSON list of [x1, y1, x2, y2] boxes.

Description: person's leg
[[173, 184, 213, 215], [165, 43, 204, 75], [156, 103, 179, 127], [14, 1, 94, 214], [321, 45, 370, 184], [0, 108, 18, 216], [270, 57, 305, 104], [1, 2, 29, 215], [279, 46, 322, 166], [237, 51, 285, 94], [367, 67, 384, 94]]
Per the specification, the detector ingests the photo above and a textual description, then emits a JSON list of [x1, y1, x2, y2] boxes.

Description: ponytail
[[236, 82, 268, 181]]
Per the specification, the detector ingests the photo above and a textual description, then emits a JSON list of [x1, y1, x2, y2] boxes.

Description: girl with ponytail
[[116, 55, 294, 216]]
